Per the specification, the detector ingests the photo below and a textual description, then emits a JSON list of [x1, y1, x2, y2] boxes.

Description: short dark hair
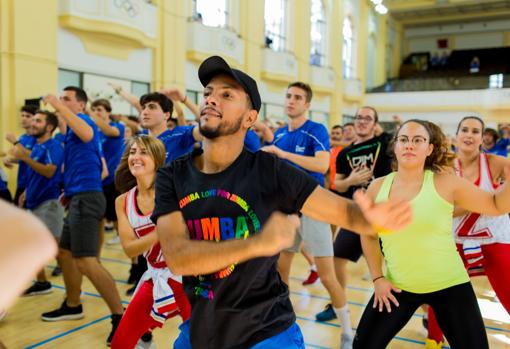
[[21, 105, 38, 115], [332, 124, 343, 130], [484, 128, 499, 142], [288, 82, 313, 103], [343, 122, 354, 128], [63, 86, 88, 104], [35, 110, 59, 134], [91, 99, 112, 113], [356, 106, 379, 123], [139, 92, 173, 115]]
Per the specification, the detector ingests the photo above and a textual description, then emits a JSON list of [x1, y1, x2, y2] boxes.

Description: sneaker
[[315, 303, 337, 322], [41, 300, 84, 321], [51, 266, 62, 277], [302, 270, 319, 285], [136, 332, 156, 349], [24, 281, 52, 296], [340, 333, 354, 349], [425, 338, 443, 349], [106, 313, 123, 346], [107, 235, 121, 245], [104, 221, 114, 231]]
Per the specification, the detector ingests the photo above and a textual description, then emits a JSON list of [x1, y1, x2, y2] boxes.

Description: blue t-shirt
[[272, 119, 330, 186], [54, 132, 66, 146], [485, 138, 509, 157], [244, 129, 261, 152], [17, 134, 37, 190], [25, 138, 64, 209], [63, 113, 103, 196], [158, 126, 196, 163], [100, 121, 125, 185]]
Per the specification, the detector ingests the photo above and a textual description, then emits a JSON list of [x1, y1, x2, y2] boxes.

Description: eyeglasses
[[395, 135, 428, 147], [354, 115, 375, 123]]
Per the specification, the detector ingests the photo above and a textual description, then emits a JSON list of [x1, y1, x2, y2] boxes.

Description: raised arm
[[10, 144, 56, 179], [115, 195, 158, 258], [301, 184, 412, 236], [90, 112, 120, 137], [447, 165, 510, 216], [262, 146, 330, 173], [43, 94, 93, 143], [109, 82, 142, 113]]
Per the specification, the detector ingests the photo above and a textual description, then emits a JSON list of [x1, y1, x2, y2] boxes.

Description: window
[[265, 0, 287, 51], [310, 0, 326, 66], [58, 69, 82, 91], [489, 74, 503, 89], [195, 0, 228, 28], [342, 18, 354, 79]]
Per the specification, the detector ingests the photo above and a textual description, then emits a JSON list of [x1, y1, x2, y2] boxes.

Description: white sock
[[310, 264, 317, 272], [334, 305, 353, 337]]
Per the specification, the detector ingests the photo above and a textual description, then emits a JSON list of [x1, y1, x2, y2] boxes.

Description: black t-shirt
[[335, 132, 393, 199], [151, 149, 318, 349]]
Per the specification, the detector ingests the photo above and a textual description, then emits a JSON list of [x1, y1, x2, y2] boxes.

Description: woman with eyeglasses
[[110, 135, 191, 349], [424, 116, 510, 348], [353, 119, 510, 349]]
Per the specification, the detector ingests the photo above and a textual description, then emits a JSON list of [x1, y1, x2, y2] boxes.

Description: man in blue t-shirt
[[10, 110, 64, 296], [3, 105, 38, 206], [40, 86, 123, 345], [483, 127, 510, 157], [262, 81, 355, 347], [138, 92, 201, 163], [90, 99, 125, 242]]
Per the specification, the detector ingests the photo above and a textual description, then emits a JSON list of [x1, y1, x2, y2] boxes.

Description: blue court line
[[296, 316, 452, 349], [24, 314, 111, 349], [28, 284, 331, 349], [71, 255, 510, 334]]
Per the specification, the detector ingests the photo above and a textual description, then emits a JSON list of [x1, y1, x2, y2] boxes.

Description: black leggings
[[353, 282, 489, 349]]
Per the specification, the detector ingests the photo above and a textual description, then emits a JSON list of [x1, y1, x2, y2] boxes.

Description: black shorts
[[60, 191, 106, 257], [333, 228, 363, 262], [102, 182, 119, 222]]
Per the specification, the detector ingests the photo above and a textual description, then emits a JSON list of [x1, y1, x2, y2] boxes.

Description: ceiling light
[[375, 4, 388, 14]]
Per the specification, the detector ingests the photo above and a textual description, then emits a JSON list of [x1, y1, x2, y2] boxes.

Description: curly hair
[[114, 135, 166, 194], [392, 119, 455, 172]]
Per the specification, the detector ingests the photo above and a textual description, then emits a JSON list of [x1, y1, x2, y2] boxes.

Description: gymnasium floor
[[1, 233, 509, 349]]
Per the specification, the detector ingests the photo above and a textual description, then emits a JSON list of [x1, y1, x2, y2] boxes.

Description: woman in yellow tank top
[[352, 119, 510, 349]]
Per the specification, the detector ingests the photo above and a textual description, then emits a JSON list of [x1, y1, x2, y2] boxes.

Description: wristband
[[372, 224, 393, 235], [13, 140, 20, 146], [372, 276, 384, 283]]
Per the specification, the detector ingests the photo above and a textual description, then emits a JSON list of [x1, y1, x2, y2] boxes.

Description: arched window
[[264, 0, 287, 51], [342, 17, 354, 78], [310, 0, 326, 66], [194, 0, 228, 28]]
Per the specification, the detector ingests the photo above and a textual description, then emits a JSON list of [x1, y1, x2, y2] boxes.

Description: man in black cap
[[151, 56, 412, 349]]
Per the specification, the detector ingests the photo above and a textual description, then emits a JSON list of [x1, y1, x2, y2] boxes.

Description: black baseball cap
[[198, 56, 261, 112]]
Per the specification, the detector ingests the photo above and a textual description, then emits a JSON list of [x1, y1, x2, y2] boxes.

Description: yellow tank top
[[375, 170, 469, 293]]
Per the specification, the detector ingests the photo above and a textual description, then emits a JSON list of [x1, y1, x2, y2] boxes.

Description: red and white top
[[125, 186, 166, 268], [125, 186, 182, 323], [453, 153, 510, 245]]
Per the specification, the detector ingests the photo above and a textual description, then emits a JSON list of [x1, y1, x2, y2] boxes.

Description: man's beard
[[199, 115, 243, 139]]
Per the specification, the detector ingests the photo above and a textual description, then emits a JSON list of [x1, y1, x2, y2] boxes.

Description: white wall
[[404, 19, 510, 56], [57, 28, 152, 82]]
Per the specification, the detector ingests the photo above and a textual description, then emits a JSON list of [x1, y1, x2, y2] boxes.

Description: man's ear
[[244, 109, 258, 128]]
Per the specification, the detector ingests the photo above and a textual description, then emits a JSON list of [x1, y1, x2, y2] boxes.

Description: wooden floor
[[1, 232, 510, 349]]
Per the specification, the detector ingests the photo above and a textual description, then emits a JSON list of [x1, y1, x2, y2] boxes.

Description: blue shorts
[[174, 321, 305, 349]]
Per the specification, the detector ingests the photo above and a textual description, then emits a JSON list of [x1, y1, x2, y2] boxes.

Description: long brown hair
[[115, 135, 166, 194], [392, 119, 455, 172]]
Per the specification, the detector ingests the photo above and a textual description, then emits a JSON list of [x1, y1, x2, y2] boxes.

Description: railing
[[368, 74, 510, 93]]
